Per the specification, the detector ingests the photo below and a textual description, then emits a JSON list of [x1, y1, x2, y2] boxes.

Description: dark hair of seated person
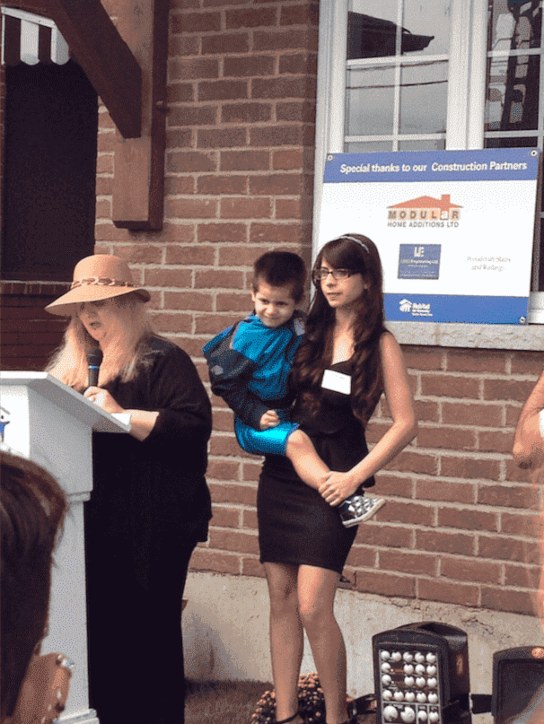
[[0, 451, 67, 721]]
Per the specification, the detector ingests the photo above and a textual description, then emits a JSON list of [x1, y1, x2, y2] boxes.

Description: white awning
[[1, 7, 70, 66]]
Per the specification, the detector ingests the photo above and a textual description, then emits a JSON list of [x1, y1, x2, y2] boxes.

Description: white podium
[[0, 372, 130, 724]]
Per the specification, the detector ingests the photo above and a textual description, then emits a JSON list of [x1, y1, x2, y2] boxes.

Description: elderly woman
[[45, 254, 212, 724]]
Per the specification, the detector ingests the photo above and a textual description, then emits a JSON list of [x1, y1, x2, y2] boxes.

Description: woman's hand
[[260, 410, 280, 430], [84, 387, 158, 441], [84, 386, 124, 415], [319, 471, 359, 507]]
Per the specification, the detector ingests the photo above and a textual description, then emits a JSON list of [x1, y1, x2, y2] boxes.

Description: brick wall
[[190, 346, 543, 619], [0, 282, 67, 370], [1, 0, 542, 620]]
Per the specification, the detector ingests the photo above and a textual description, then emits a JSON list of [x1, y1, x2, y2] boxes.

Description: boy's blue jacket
[[203, 312, 305, 430]]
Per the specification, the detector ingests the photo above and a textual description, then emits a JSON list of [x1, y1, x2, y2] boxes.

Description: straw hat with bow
[[45, 255, 150, 317]]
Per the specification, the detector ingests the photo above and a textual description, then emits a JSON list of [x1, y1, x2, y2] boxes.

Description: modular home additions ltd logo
[[399, 299, 433, 318], [387, 194, 462, 228]]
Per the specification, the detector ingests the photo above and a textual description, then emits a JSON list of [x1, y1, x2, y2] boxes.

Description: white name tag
[[321, 369, 351, 395]]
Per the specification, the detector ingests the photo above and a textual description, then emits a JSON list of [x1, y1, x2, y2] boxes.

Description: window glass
[[399, 61, 448, 134], [398, 139, 446, 150], [402, 0, 451, 55], [346, 67, 395, 136], [346, 140, 397, 154], [348, 0, 448, 59], [347, 0, 450, 149], [485, 0, 542, 133]]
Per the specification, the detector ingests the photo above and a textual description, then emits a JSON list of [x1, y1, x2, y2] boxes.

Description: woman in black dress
[[45, 254, 212, 724], [258, 234, 417, 724]]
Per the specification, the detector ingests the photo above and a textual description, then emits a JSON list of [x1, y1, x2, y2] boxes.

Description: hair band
[[340, 235, 370, 255]]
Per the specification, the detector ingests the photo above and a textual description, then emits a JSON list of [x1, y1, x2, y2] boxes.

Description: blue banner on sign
[[384, 294, 529, 324], [324, 148, 540, 184]]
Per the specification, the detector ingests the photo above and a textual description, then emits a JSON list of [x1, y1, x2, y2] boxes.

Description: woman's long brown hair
[[291, 233, 386, 425]]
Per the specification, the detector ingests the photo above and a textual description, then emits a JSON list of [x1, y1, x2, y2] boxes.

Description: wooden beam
[[2, 0, 168, 230], [2, 0, 142, 138], [111, 0, 169, 229]]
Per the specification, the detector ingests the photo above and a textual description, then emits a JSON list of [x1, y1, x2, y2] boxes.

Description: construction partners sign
[[319, 148, 540, 324]]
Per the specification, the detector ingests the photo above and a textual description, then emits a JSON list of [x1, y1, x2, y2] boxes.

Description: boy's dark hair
[[252, 251, 307, 303]]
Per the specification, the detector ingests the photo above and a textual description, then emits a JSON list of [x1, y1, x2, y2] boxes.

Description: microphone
[[86, 348, 103, 388]]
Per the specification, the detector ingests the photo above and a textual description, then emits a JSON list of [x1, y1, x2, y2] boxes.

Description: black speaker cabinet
[[372, 622, 471, 723], [492, 646, 544, 723]]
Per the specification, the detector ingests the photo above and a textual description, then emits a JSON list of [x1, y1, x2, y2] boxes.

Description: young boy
[[203, 251, 384, 527]]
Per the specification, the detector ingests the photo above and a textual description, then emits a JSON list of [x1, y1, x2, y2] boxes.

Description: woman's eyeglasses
[[312, 268, 359, 281]]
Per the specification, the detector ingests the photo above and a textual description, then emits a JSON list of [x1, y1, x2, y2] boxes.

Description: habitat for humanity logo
[[387, 194, 462, 228], [399, 299, 433, 318]]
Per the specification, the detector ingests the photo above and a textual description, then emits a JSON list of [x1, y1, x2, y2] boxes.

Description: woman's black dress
[[85, 336, 212, 724], [258, 359, 374, 574]]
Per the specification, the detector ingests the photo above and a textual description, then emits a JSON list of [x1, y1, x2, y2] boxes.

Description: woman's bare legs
[[297, 565, 348, 724], [264, 562, 304, 723]]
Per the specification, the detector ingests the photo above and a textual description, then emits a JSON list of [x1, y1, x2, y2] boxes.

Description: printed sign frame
[[319, 148, 541, 324]]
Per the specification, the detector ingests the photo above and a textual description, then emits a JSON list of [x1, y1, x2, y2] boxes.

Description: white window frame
[[313, 0, 544, 349]]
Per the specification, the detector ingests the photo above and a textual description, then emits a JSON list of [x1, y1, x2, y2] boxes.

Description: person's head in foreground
[[0, 451, 67, 721]]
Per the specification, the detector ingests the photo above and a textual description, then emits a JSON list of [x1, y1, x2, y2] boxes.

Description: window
[[2, 60, 97, 281], [314, 0, 544, 316]]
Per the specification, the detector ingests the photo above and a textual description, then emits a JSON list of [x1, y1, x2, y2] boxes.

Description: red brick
[[222, 102, 273, 124], [353, 524, 413, 549], [353, 570, 416, 598], [190, 548, 241, 575], [169, 57, 219, 82], [197, 223, 248, 243], [478, 536, 540, 565], [199, 79, 249, 101], [483, 378, 537, 403], [440, 556, 501, 584], [416, 426, 477, 451], [480, 587, 537, 616], [212, 505, 242, 528], [380, 501, 435, 526], [440, 455, 501, 481], [441, 401, 503, 427], [220, 197, 272, 219], [438, 507, 498, 532], [416, 480, 475, 504], [167, 150, 218, 173], [242, 558, 266, 577], [446, 350, 507, 373], [195, 269, 245, 289], [254, 28, 317, 53], [224, 55, 275, 77], [510, 353, 544, 375], [373, 474, 414, 499], [420, 373, 480, 398], [206, 459, 240, 480], [208, 529, 259, 555], [501, 512, 543, 537], [416, 530, 475, 556], [197, 128, 248, 148], [417, 578, 479, 607], [201, 32, 250, 55], [208, 482, 256, 506], [168, 104, 217, 127], [280, 5, 318, 26], [171, 11, 222, 34], [378, 550, 438, 576], [478, 484, 540, 510], [503, 563, 541, 589], [225, 7, 278, 29]]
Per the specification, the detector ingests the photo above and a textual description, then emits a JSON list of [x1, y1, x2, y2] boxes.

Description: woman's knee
[[298, 598, 334, 631]]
